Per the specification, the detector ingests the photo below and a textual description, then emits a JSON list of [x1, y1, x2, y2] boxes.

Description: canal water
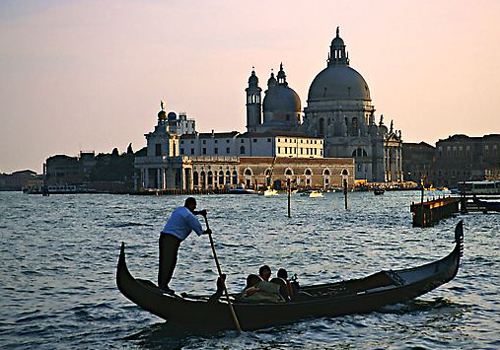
[[0, 191, 499, 349]]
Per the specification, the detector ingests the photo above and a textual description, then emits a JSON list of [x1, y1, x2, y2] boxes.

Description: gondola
[[116, 221, 463, 331]]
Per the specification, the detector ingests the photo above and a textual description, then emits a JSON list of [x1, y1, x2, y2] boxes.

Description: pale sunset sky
[[1, 0, 499, 173]]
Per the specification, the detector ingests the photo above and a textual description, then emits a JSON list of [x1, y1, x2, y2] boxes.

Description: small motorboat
[[262, 187, 279, 196], [300, 190, 323, 198]]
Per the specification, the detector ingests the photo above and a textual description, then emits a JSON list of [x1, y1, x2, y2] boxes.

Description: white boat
[[262, 188, 279, 196], [300, 190, 323, 198], [309, 190, 323, 198]]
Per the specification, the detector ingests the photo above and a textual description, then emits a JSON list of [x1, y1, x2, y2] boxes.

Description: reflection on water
[[0, 191, 499, 349]]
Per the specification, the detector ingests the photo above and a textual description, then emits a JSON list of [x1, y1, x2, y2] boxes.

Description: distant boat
[[228, 185, 256, 194], [458, 180, 500, 195], [300, 190, 323, 198], [374, 188, 385, 195], [23, 184, 96, 194], [262, 188, 279, 196]]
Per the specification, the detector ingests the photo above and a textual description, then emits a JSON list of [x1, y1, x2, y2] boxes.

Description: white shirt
[[161, 206, 204, 241]]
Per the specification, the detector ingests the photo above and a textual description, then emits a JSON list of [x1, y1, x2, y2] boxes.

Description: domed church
[[245, 27, 403, 183], [246, 63, 302, 133]]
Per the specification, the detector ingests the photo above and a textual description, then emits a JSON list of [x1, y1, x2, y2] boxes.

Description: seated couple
[[236, 265, 296, 303]]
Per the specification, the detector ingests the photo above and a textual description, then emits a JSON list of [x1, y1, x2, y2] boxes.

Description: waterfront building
[[402, 134, 500, 188], [44, 155, 83, 185], [434, 134, 500, 187], [402, 142, 436, 185], [44, 151, 97, 186], [0, 170, 41, 191], [135, 154, 354, 191], [135, 109, 350, 190], [179, 131, 323, 158]]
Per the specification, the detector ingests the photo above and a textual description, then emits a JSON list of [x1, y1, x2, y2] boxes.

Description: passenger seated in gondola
[[236, 273, 285, 303], [258, 265, 271, 281], [208, 274, 226, 303], [270, 268, 296, 301]]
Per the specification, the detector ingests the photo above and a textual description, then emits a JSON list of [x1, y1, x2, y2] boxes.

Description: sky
[[1, 0, 499, 174]]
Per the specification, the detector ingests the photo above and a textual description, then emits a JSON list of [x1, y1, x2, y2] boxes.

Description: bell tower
[[245, 68, 262, 132]]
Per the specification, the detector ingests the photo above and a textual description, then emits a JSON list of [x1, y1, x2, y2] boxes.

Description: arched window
[[352, 148, 367, 157], [323, 169, 330, 176], [201, 171, 206, 189], [244, 168, 252, 176], [351, 117, 358, 135], [318, 118, 325, 135], [225, 171, 231, 184], [240, 146, 245, 154], [207, 171, 213, 186], [305, 169, 312, 176], [285, 168, 293, 176], [193, 171, 199, 186], [232, 171, 238, 184], [219, 171, 224, 185]]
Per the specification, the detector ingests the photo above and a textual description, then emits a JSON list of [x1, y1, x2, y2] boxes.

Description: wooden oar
[[202, 214, 242, 332]]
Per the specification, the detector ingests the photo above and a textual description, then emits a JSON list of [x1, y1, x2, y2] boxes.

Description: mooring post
[[343, 178, 348, 210], [287, 178, 291, 218]]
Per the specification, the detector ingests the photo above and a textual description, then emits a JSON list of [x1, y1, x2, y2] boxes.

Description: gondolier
[[158, 197, 211, 294]]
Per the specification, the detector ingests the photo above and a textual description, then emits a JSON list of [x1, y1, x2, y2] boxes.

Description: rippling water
[[0, 191, 499, 349]]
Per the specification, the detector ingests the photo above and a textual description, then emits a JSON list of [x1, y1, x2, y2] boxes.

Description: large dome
[[308, 65, 371, 102], [263, 85, 301, 113]]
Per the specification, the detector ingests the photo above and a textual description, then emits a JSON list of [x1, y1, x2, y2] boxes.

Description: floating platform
[[410, 197, 460, 227]]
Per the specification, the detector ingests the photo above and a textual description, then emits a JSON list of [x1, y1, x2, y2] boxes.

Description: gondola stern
[[116, 242, 135, 296]]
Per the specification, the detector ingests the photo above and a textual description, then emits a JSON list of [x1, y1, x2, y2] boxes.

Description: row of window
[[180, 146, 245, 155], [193, 168, 334, 177], [193, 170, 238, 187], [180, 138, 323, 145], [438, 149, 498, 157], [180, 145, 324, 156], [277, 147, 322, 156], [277, 138, 321, 144], [439, 145, 498, 152]]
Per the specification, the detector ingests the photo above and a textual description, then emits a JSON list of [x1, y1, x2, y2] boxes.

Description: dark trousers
[[158, 234, 181, 289]]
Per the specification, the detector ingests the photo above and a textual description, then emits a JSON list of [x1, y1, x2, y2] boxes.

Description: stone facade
[[135, 155, 354, 191], [402, 142, 436, 185], [179, 131, 324, 158], [402, 134, 500, 187]]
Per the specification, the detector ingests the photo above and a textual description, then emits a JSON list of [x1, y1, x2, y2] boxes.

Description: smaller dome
[[263, 85, 301, 113], [158, 110, 167, 120], [267, 72, 277, 88], [167, 111, 177, 120], [331, 36, 344, 47], [248, 70, 258, 85]]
